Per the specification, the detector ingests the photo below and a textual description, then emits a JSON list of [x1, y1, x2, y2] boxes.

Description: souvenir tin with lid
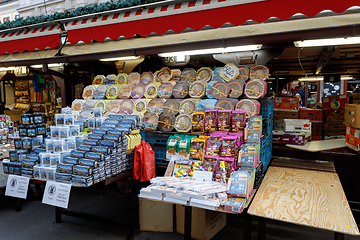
[[144, 83, 159, 98], [212, 67, 225, 82], [140, 72, 153, 86], [116, 73, 128, 85], [156, 67, 172, 82], [179, 99, 196, 115], [173, 81, 189, 99], [196, 99, 217, 111], [228, 80, 245, 98], [215, 99, 238, 110], [104, 74, 117, 85], [118, 84, 135, 99], [128, 72, 141, 85], [175, 114, 192, 133], [134, 99, 151, 114], [171, 69, 182, 82], [148, 99, 165, 115], [220, 63, 240, 82], [205, 81, 217, 99], [119, 100, 134, 115], [244, 79, 267, 99], [106, 100, 122, 113], [131, 84, 146, 99], [143, 112, 159, 131], [196, 67, 212, 82], [210, 82, 230, 99], [105, 85, 120, 99], [189, 81, 206, 98], [238, 66, 249, 81], [180, 68, 196, 83], [71, 100, 84, 112], [82, 85, 96, 99], [92, 75, 105, 85], [94, 100, 107, 112], [158, 114, 175, 132], [163, 99, 181, 115], [158, 82, 174, 99], [249, 65, 269, 81], [94, 85, 109, 99], [235, 99, 261, 117]]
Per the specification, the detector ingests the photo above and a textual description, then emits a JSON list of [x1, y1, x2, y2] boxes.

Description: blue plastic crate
[[140, 131, 147, 141], [154, 148, 166, 160], [260, 134, 272, 152], [259, 98, 274, 122], [261, 141, 272, 172], [146, 132, 173, 145], [155, 158, 169, 166], [263, 119, 273, 137]]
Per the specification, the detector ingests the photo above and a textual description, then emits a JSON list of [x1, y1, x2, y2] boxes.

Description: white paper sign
[[193, 171, 213, 183], [5, 175, 30, 199], [42, 181, 71, 209]]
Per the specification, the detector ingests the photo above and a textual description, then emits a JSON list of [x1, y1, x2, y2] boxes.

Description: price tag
[[193, 171, 213, 183], [42, 181, 71, 209], [5, 175, 30, 199]]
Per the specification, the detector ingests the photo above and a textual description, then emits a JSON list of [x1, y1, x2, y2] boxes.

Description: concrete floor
[[0, 181, 359, 240]]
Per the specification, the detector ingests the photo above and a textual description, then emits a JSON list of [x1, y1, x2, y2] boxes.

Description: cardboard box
[[272, 131, 311, 145], [274, 119, 311, 132], [139, 198, 173, 232], [323, 122, 346, 136], [176, 205, 226, 240], [322, 94, 348, 110], [299, 108, 323, 121], [344, 104, 360, 129], [349, 94, 360, 104], [273, 110, 299, 124], [311, 121, 323, 138], [323, 109, 345, 123], [345, 126, 360, 151], [274, 96, 300, 112]]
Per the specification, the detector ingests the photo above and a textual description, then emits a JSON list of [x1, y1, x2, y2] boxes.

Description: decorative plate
[[158, 114, 175, 132], [131, 84, 146, 99], [210, 82, 230, 99], [244, 79, 267, 99], [196, 67, 213, 82], [175, 114, 192, 132], [249, 65, 269, 81], [180, 68, 196, 83], [189, 81, 206, 98], [92, 75, 105, 85]]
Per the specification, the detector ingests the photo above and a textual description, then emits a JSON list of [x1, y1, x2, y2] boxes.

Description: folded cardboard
[[323, 109, 345, 123], [323, 122, 346, 136], [299, 108, 323, 121], [344, 104, 360, 129], [312, 135, 323, 141], [273, 110, 299, 125], [322, 94, 348, 111], [274, 119, 311, 132], [274, 96, 300, 112], [311, 121, 323, 138], [349, 94, 360, 104], [272, 130, 311, 145], [345, 126, 360, 151], [176, 205, 226, 240], [139, 198, 173, 232]]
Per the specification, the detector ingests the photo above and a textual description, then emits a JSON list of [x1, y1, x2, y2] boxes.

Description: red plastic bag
[[140, 140, 156, 182], [133, 143, 143, 180]]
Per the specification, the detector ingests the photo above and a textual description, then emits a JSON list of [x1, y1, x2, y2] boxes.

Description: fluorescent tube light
[[158, 44, 262, 57], [99, 56, 140, 61], [294, 37, 360, 47], [298, 76, 353, 81], [0, 67, 16, 71], [31, 63, 63, 68]]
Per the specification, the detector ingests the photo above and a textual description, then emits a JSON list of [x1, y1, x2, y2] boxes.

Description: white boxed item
[[139, 198, 173, 232], [40, 166, 48, 180], [46, 167, 56, 181], [176, 205, 227, 240], [276, 119, 311, 132], [50, 153, 61, 166], [39, 152, 50, 166]]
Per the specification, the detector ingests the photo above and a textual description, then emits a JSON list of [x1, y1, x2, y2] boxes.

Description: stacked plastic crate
[[140, 131, 172, 166], [259, 97, 274, 172]]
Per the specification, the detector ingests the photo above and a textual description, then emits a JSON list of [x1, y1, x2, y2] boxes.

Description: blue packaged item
[[21, 169, 33, 177], [73, 165, 92, 176], [83, 139, 98, 146], [103, 135, 121, 143], [102, 123, 117, 128], [105, 119, 120, 125], [34, 148, 46, 154], [21, 159, 38, 169], [79, 158, 98, 168], [212, 67, 226, 82], [14, 162, 22, 175], [50, 153, 61, 166], [72, 175, 93, 187], [87, 133, 104, 140], [77, 145, 92, 152], [99, 127, 115, 131], [74, 121, 85, 132], [27, 154, 39, 161], [70, 150, 86, 158], [91, 145, 112, 155], [14, 138, 23, 149], [18, 150, 28, 162], [98, 140, 117, 149], [84, 152, 104, 161], [63, 157, 79, 165], [22, 137, 32, 150], [55, 172, 72, 182], [57, 164, 73, 174], [197, 99, 218, 111], [107, 130, 123, 136], [117, 127, 131, 134], [205, 81, 217, 99], [108, 114, 123, 120], [93, 129, 107, 135]]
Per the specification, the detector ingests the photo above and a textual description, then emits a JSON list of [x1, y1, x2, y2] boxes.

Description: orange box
[[274, 96, 299, 112], [322, 94, 348, 111], [344, 104, 360, 129], [299, 108, 323, 121], [345, 126, 360, 151]]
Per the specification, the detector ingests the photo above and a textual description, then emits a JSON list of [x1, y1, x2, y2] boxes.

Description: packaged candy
[[221, 136, 237, 157], [22, 137, 32, 150], [232, 110, 246, 133], [216, 157, 235, 183], [204, 110, 218, 134], [59, 126, 70, 139], [217, 110, 232, 132], [191, 112, 205, 134], [205, 136, 222, 156], [203, 155, 218, 173], [166, 135, 179, 160], [189, 138, 206, 161], [51, 126, 59, 139], [53, 140, 66, 153], [55, 114, 65, 126], [177, 136, 192, 159], [45, 139, 54, 153], [50, 153, 61, 166], [64, 114, 74, 126]]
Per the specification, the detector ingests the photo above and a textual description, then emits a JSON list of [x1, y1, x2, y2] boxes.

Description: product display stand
[[248, 158, 359, 240], [55, 170, 134, 240]]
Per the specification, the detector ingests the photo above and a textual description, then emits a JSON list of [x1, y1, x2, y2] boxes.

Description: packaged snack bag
[[204, 110, 218, 134], [232, 110, 246, 133], [191, 112, 205, 134], [217, 110, 232, 132], [203, 155, 218, 180], [189, 138, 206, 161], [205, 136, 222, 156], [221, 136, 237, 157], [166, 135, 178, 160], [215, 158, 234, 183], [177, 136, 191, 159]]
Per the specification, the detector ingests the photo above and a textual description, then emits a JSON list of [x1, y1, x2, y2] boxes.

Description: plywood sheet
[[286, 139, 345, 152], [248, 166, 359, 235]]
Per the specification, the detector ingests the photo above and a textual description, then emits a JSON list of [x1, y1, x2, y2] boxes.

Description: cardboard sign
[[42, 181, 71, 209], [5, 175, 30, 199], [193, 171, 213, 182]]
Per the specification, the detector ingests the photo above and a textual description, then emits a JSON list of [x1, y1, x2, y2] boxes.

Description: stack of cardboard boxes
[[344, 101, 360, 152], [322, 94, 347, 139]]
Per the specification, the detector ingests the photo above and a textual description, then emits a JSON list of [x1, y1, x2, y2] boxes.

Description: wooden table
[[248, 160, 360, 240]]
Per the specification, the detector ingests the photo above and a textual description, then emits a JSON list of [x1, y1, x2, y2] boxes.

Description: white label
[[221, 64, 238, 80], [5, 175, 30, 199], [355, 130, 360, 138], [168, 139, 177, 146], [42, 181, 71, 209], [193, 171, 213, 183]]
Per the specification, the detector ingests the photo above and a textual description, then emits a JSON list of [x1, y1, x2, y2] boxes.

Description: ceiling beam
[[315, 46, 335, 74]]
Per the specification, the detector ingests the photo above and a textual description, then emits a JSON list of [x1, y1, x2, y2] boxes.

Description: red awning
[[0, 0, 359, 55]]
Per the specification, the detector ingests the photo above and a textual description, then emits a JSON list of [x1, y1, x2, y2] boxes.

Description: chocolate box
[[272, 130, 311, 145], [322, 94, 348, 111], [299, 108, 323, 121], [345, 126, 360, 151], [344, 104, 360, 129], [323, 109, 345, 123], [273, 96, 299, 112]]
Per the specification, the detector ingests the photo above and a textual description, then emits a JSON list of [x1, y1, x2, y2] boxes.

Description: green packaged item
[[166, 135, 178, 160]]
